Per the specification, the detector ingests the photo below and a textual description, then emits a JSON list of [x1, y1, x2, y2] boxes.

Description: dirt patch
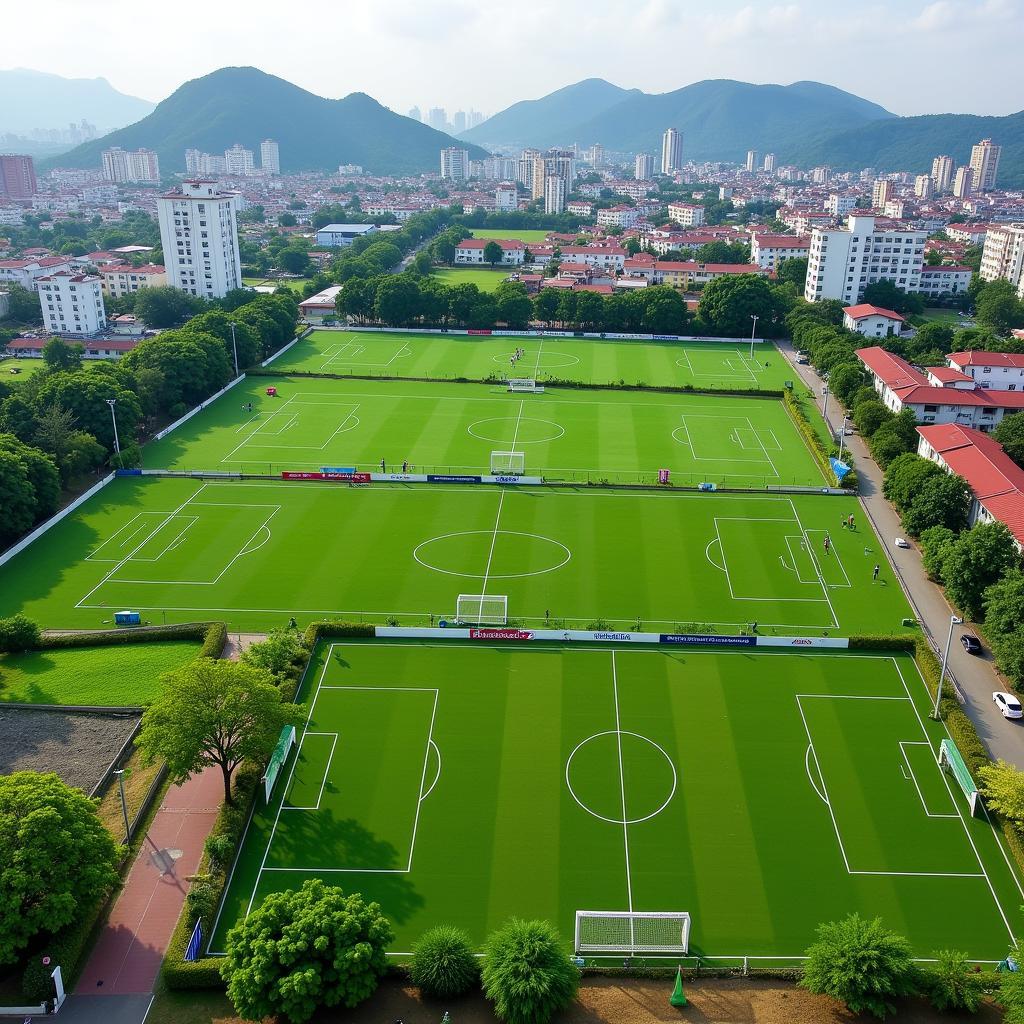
[[0, 706, 141, 794]]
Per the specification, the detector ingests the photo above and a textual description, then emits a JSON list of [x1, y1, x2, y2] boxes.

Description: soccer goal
[[262, 725, 296, 803], [939, 738, 982, 815], [508, 378, 545, 393], [456, 594, 508, 625], [575, 911, 692, 955], [490, 450, 526, 476]]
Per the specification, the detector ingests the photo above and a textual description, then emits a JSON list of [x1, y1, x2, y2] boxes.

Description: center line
[[510, 399, 525, 454], [478, 489, 506, 617], [532, 338, 546, 380], [611, 651, 634, 916]]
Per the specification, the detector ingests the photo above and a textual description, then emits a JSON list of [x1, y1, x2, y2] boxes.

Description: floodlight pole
[[932, 614, 963, 719], [749, 314, 759, 359], [837, 415, 848, 462], [229, 321, 239, 377], [106, 398, 122, 467], [821, 384, 830, 426], [113, 769, 130, 844]]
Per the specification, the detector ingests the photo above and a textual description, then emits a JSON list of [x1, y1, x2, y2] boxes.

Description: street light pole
[[837, 415, 848, 462], [822, 385, 830, 426], [229, 321, 239, 377], [932, 614, 963, 719], [113, 769, 130, 844], [105, 398, 121, 467], [749, 314, 759, 360]]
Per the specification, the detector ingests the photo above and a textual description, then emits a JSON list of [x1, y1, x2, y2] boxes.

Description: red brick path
[[76, 766, 223, 995]]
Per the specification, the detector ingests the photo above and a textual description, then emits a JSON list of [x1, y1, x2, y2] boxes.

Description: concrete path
[[74, 766, 223, 996], [777, 338, 1024, 767], [221, 631, 267, 661]]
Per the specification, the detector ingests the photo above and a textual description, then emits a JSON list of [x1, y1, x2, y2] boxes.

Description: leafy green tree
[[640, 285, 690, 334], [853, 398, 890, 436], [983, 569, 1024, 686], [410, 925, 479, 998], [133, 286, 205, 328], [1, 284, 43, 323], [823, 364, 865, 409], [573, 290, 606, 331], [375, 275, 422, 327], [34, 370, 141, 452], [994, 412, 1024, 468], [137, 659, 304, 804], [868, 409, 919, 467], [483, 240, 504, 267], [185, 311, 261, 371], [0, 433, 60, 520], [0, 448, 37, 544], [0, 772, 119, 966], [412, 250, 433, 276], [882, 452, 939, 510], [698, 274, 787, 337], [1001, 936, 1024, 1023], [42, 337, 84, 373], [277, 211, 297, 227], [481, 919, 579, 1024], [121, 331, 231, 413], [920, 525, 957, 581], [279, 246, 311, 276], [976, 279, 1023, 335], [222, 879, 392, 1024], [861, 279, 924, 315], [800, 913, 916, 1018], [924, 950, 982, 1013], [0, 614, 41, 652], [695, 240, 749, 264], [941, 522, 1020, 620], [978, 760, 1024, 821], [494, 282, 533, 330], [534, 288, 560, 326], [241, 628, 309, 682], [900, 474, 971, 536]]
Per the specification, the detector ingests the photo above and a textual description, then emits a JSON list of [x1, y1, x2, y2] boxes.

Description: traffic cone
[[669, 965, 687, 1007]]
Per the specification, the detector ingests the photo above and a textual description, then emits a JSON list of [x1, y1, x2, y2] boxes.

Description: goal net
[[262, 725, 296, 803], [490, 450, 526, 476], [508, 378, 544, 393], [456, 594, 508, 625], [939, 738, 981, 815], [575, 911, 691, 955]]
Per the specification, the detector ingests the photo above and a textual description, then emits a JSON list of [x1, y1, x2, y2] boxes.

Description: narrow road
[[776, 338, 1024, 767]]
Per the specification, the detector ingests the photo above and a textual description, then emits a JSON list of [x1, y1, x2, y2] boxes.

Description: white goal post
[[508, 378, 544, 393], [575, 911, 691, 955], [456, 594, 508, 625], [490, 450, 526, 476]]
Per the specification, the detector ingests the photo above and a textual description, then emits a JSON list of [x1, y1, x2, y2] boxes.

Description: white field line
[[220, 396, 297, 461], [611, 651, 634, 916], [281, 732, 339, 811], [899, 741, 958, 819]]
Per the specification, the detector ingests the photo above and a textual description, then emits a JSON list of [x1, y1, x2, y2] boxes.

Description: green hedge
[[40, 621, 226, 656], [783, 390, 858, 492], [301, 620, 376, 644]]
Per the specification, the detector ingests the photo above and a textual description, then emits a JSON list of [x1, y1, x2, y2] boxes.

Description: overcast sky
[[3, 0, 1020, 118]]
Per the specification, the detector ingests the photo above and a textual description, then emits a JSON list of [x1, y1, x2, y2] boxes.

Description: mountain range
[[462, 78, 1024, 187], [48, 67, 488, 176], [0, 68, 154, 132]]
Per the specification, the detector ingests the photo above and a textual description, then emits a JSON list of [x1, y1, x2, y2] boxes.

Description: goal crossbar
[[939, 738, 981, 815], [490, 450, 525, 475], [456, 593, 508, 625], [575, 911, 691, 955]]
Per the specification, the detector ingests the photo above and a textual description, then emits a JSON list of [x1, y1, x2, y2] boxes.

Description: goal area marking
[[575, 910, 691, 954]]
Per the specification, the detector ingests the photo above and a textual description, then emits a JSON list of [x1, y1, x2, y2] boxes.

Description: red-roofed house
[[750, 234, 810, 270], [0, 256, 72, 291], [453, 239, 525, 265], [653, 261, 767, 289], [843, 304, 905, 337], [946, 351, 1024, 391], [99, 263, 167, 298], [917, 424, 1024, 549]]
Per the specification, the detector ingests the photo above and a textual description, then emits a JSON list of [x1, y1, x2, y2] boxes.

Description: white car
[[895, 537, 911, 548], [993, 692, 1023, 719]]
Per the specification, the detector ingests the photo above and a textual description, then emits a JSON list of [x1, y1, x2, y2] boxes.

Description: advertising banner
[[281, 471, 371, 482], [660, 633, 757, 646]]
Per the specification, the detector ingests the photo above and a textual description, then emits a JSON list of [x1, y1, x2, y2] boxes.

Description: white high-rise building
[[101, 147, 160, 183], [495, 186, 517, 211], [661, 129, 682, 174], [37, 270, 107, 335], [914, 174, 932, 199], [969, 138, 1001, 192], [452, 111, 467, 133], [543, 175, 566, 215], [427, 107, 447, 131], [224, 144, 255, 177], [812, 166, 832, 184], [745, 150, 758, 173], [980, 223, 1024, 298], [157, 180, 242, 300], [871, 180, 891, 209], [408, 106, 422, 122], [762, 153, 776, 173], [804, 214, 926, 304], [440, 147, 469, 180], [931, 155, 954, 192], [635, 153, 654, 180], [953, 165, 974, 198], [260, 139, 280, 175]]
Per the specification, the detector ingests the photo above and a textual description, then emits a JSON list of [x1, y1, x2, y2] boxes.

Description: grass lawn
[[471, 228, 554, 244], [432, 267, 511, 292], [270, 328, 793, 391], [209, 640, 1023, 962], [0, 356, 43, 378], [0, 640, 200, 705], [0, 476, 910, 634], [143, 375, 823, 487], [242, 277, 307, 293]]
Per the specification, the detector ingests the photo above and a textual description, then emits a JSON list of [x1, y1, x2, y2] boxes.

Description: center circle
[[413, 530, 571, 579], [491, 350, 581, 369], [565, 731, 677, 825], [468, 417, 565, 444]]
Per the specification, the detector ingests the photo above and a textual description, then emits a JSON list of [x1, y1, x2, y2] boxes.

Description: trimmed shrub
[[924, 949, 983, 1013], [0, 614, 42, 653], [410, 925, 479, 998]]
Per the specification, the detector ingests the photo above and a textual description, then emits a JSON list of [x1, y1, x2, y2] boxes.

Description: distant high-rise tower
[[440, 147, 468, 180], [931, 154, 954, 192], [468, 110, 485, 128], [871, 180, 891, 209], [635, 153, 654, 180], [0, 154, 37, 198], [952, 166, 974, 198], [408, 106, 422, 122], [101, 147, 159, 183], [452, 110, 467, 133], [661, 129, 683, 174], [762, 153, 776, 173], [260, 139, 280, 175], [224, 144, 255, 177], [428, 107, 448, 131], [745, 150, 758, 173], [544, 175, 566, 215], [969, 138, 1001, 192], [914, 175, 932, 199]]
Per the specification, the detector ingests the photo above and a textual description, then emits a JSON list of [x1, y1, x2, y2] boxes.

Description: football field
[[144, 377, 823, 488], [209, 641, 1024, 961], [271, 329, 793, 390], [0, 478, 911, 634]]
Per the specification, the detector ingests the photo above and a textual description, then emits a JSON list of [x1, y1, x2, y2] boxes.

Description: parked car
[[993, 691, 1023, 719], [895, 537, 911, 548], [961, 634, 982, 655]]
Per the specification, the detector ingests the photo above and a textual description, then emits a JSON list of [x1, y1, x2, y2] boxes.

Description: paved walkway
[[778, 339, 1024, 767], [74, 766, 223, 996], [221, 631, 267, 661]]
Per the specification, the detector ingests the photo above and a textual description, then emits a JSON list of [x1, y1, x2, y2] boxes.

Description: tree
[[410, 925, 479, 998], [983, 569, 1024, 686], [42, 337, 83, 373], [640, 285, 690, 335], [0, 772, 119, 966], [995, 412, 1024, 468], [924, 950, 982, 1013], [494, 282, 533, 330], [481, 919, 579, 1024], [279, 246, 311, 276], [861, 279, 924, 316], [241, 628, 309, 682], [133, 286, 205, 328], [136, 659, 304, 804], [483, 240, 504, 267], [374, 275, 421, 327], [0, 448, 36, 544], [222, 879, 392, 1024], [940, 522, 1020, 620], [1002, 936, 1024, 1024], [800, 913, 916, 1018], [186, 311, 261, 371], [900, 474, 971, 536], [978, 759, 1024, 821], [121, 332, 231, 414], [976, 279, 1023, 335], [920, 525, 957, 581], [33, 370, 141, 453], [868, 409, 919, 467], [853, 398, 890, 437], [882, 453, 939, 510], [0, 614, 41, 652], [534, 288, 560, 326], [1, 283, 43, 323], [0, 433, 60, 520], [698, 274, 788, 337], [277, 211, 297, 227]]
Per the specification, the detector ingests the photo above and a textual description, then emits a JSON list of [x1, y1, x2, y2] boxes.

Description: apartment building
[[969, 139, 1001, 192], [750, 234, 810, 270], [37, 271, 107, 336], [440, 148, 469, 181], [667, 202, 705, 227], [946, 350, 1024, 390], [953, 166, 974, 198], [651, 261, 767, 289], [596, 205, 641, 228], [842, 303, 904, 337], [979, 223, 1024, 296], [917, 265, 973, 297], [0, 255, 72, 290], [804, 215, 925, 303], [224, 144, 255, 177], [635, 153, 654, 180], [0, 154, 37, 198], [101, 147, 160, 183], [156, 180, 242, 299], [260, 139, 280, 175], [931, 155, 953, 192], [661, 129, 683, 174], [543, 176, 566, 215], [453, 239, 525, 265], [99, 263, 168, 298]]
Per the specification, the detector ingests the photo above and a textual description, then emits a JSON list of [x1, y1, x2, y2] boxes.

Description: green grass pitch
[[431, 268, 511, 292], [143, 376, 823, 488], [0, 640, 200, 706], [470, 228, 554, 244], [0, 478, 912, 635], [209, 641, 1024, 961], [269, 329, 794, 391]]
